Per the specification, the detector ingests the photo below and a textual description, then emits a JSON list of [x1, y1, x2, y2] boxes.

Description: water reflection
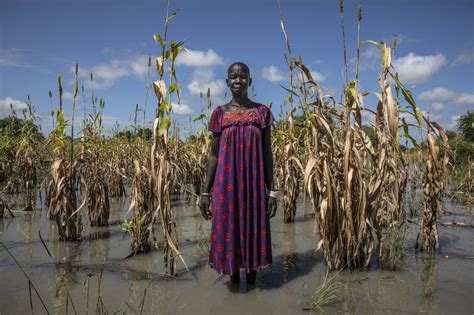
[[51, 242, 83, 314], [0, 219, 4, 241], [282, 223, 297, 283], [208, 283, 273, 315], [419, 255, 438, 299]]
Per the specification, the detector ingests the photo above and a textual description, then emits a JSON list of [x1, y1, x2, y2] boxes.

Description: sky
[[1, 0, 473, 138]]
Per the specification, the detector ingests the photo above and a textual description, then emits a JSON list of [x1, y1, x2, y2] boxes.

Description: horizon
[[1, 0, 473, 138]]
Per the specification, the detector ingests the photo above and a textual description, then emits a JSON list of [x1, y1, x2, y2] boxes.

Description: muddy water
[[0, 194, 473, 314]]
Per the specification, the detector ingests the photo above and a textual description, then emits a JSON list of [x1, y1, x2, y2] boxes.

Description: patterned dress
[[208, 103, 275, 275]]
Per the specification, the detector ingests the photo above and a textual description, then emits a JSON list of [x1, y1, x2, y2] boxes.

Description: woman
[[200, 62, 278, 285]]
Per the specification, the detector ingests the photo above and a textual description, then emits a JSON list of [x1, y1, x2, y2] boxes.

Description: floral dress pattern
[[208, 103, 275, 275]]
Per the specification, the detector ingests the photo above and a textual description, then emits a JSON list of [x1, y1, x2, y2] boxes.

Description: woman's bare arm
[[203, 132, 220, 193], [200, 132, 220, 220], [262, 126, 274, 191], [262, 125, 277, 218]]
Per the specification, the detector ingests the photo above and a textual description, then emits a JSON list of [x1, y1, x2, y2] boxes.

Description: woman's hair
[[227, 62, 250, 77]]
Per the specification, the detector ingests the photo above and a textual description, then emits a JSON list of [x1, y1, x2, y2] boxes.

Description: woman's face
[[226, 64, 251, 96]]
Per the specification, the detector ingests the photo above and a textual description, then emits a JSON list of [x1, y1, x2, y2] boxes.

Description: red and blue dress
[[208, 103, 275, 275]]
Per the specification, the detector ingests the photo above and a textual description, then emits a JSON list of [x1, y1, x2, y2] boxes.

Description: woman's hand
[[266, 196, 277, 219], [200, 195, 212, 220]]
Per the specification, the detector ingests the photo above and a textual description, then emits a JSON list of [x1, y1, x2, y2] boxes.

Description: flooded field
[[0, 195, 473, 314]]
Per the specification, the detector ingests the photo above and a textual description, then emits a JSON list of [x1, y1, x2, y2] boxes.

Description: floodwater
[[0, 193, 473, 314]]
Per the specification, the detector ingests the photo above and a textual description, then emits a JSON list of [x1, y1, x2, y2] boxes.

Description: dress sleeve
[[209, 106, 222, 134], [259, 104, 275, 129]]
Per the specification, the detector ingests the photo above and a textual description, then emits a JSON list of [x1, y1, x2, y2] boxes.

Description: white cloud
[[394, 34, 418, 45], [0, 97, 28, 113], [62, 91, 75, 101], [421, 112, 459, 130], [419, 87, 474, 105], [310, 70, 326, 82], [0, 48, 51, 74], [176, 49, 223, 67], [187, 67, 226, 96], [74, 63, 128, 90], [452, 50, 474, 66], [392, 52, 446, 85], [430, 102, 445, 112], [262, 65, 285, 82], [193, 68, 214, 82], [448, 115, 461, 130], [262, 65, 325, 83], [171, 48, 226, 97], [188, 79, 226, 96], [455, 93, 474, 105], [357, 44, 381, 71], [172, 102, 193, 115], [422, 110, 443, 123], [126, 55, 150, 80], [0, 48, 27, 68], [73, 54, 150, 90]]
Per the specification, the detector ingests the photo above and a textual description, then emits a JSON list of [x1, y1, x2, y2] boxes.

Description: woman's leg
[[230, 270, 240, 283], [246, 270, 256, 284]]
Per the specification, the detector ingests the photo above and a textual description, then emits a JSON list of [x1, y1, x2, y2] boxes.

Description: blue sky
[[1, 0, 473, 137]]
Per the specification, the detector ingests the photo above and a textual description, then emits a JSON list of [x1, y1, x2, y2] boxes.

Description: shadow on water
[[256, 249, 319, 290]]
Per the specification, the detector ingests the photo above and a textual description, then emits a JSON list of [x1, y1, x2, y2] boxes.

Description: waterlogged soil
[[0, 194, 473, 314]]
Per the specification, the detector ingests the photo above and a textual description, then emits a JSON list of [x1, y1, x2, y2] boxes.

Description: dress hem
[[208, 260, 273, 276]]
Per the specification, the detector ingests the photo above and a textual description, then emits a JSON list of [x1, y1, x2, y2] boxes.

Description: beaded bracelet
[[266, 189, 279, 198]]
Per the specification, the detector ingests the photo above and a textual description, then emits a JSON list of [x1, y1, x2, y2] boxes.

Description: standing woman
[[200, 62, 278, 284]]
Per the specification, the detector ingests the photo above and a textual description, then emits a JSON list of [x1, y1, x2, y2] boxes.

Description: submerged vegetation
[[274, 0, 455, 270], [0, 0, 473, 313]]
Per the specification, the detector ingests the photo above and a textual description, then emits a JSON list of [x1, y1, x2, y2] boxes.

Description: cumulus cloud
[[172, 102, 193, 115], [126, 55, 150, 79], [73, 54, 150, 90], [455, 93, 474, 105], [430, 102, 445, 112], [419, 87, 474, 105], [392, 52, 446, 85], [421, 111, 460, 130], [173, 48, 226, 97], [357, 44, 381, 71], [73, 62, 128, 90], [290, 66, 325, 83], [176, 49, 223, 67], [452, 50, 474, 66], [0, 97, 28, 113], [188, 79, 226, 96], [262, 65, 285, 82], [186, 67, 226, 96]]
